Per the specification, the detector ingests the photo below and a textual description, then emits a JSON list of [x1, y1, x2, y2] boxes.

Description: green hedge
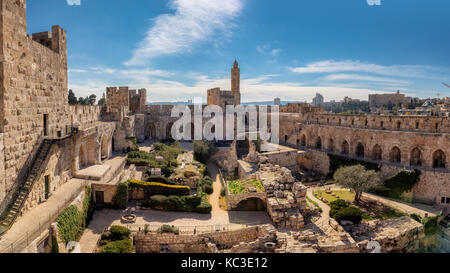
[[141, 194, 211, 214], [129, 179, 191, 197], [101, 238, 133, 253], [112, 181, 129, 209], [329, 199, 363, 224], [328, 154, 380, 177], [422, 216, 439, 235], [194, 141, 217, 164], [157, 224, 180, 235], [56, 186, 94, 244], [374, 170, 421, 199]]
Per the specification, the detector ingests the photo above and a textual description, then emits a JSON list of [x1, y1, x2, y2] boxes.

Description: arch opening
[[410, 147, 422, 167], [234, 197, 266, 211], [356, 143, 365, 158], [372, 144, 382, 161], [432, 150, 446, 169], [341, 140, 349, 155], [389, 146, 401, 163]]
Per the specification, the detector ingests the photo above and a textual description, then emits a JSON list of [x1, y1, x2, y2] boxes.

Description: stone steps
[[0, 140, 53, 236]]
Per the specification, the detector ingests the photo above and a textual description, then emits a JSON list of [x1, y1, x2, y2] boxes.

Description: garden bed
[[228, 179, 265, 195]]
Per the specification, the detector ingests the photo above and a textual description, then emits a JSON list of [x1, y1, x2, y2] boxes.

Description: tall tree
[[68, 89, 77, 105], [334, 165, 381, 201], [88, 94, 97, 106]]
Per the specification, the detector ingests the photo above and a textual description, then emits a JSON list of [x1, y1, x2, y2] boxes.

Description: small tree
[[334, 164, 381, 201], [68, 89, 77, 105]]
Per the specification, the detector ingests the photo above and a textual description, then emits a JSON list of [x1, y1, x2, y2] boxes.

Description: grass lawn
[[228, 179, 265, 195], [313, 190, 355, 203]]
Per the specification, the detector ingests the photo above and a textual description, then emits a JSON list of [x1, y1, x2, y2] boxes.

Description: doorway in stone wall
[[43, 114, 49, 137], [44, 175, 50, 199]]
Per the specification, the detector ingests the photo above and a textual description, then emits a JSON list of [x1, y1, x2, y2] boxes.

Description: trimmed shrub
[[334, 206, 363, 224], [157, 224, 180, 235], [146, 175, 172, 184], [129, 179, 191, 197], [410, 213, 422, 223], [101, 239, 133, 253], [141, 193, 210, 214], [112, 181, 129, 209], [109, 225, 131, 241]]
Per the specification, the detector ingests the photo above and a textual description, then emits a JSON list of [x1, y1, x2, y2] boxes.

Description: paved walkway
[[305, 187, 337, 236], [0, 178, 87, 252], [78, 160, 271, 253]]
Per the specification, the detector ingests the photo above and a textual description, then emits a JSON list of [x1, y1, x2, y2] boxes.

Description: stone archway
[[78, 143, 88, 169], [410, 147, 422, 167], [166, 122, 174, 140], [432, 150, 446, 169], [341, 140, 349, 155], [234, 197, 266, 211], [372, 144, 382, 160], [100, 135, 109, 160], [301, 135, 306, 146], [316, 137, 322, 149], [389, 146, 401, 163], [147, 123, 156, 140], [328, 138, 334, 152], [356, 143, 365, 158]]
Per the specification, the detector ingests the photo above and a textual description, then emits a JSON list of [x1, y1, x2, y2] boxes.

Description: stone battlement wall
[[0, 0, 69, 207], [69, 105, 102, 131]]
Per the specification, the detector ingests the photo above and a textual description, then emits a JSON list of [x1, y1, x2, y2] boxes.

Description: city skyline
[[27, 0, 450, 102]]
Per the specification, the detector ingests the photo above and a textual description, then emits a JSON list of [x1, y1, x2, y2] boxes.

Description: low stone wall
[[413, 171, 450, 205], [226, 191, 267, 211], [260, 149, 299, 168], [297, 149, 330, 175], [134, 225, 277, 253]]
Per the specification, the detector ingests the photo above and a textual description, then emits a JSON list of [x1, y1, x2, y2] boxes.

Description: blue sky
[[28, 0, 450, 103]]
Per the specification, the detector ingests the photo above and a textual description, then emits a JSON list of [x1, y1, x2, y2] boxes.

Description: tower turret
[[231, 59, 240, 93]]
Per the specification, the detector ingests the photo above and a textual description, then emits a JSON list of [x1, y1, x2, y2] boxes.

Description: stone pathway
[[0, 179, 87, 252]]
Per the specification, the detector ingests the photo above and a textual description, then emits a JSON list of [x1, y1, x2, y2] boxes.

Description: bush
[[51, 236, 59, 253], [203, 184, 213, 195], [112, 181, 129, 209], [101, 239, 133, 253], [422, 216, 439, 235], [194, 141, 217, 163], [375, 170, 421, 200], [129, 179, 191, 197], [410, 213, 422, 223], [56, 186, 94, 244], [146, 175, 172, 184], [329, 199, 348, 218], [334, 206, 363, 224], [141, 194, 209, 214], [109, 225, 131, 241], [220, 188, 226, 197], [157, 224, 179, 235]]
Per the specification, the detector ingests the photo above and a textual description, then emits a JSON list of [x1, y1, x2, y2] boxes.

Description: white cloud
[[125, 0, 243, 66], [257, 44, 281, 57], [66, 0, 81, 6], [323, 73, 411, 86], [287, 60, 444, 79]]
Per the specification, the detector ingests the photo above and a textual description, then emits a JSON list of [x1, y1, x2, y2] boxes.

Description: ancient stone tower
[[231, 59, 240, 93]]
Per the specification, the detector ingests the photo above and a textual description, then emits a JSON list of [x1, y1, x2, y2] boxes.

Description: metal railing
[[0, 182, 87, 253]]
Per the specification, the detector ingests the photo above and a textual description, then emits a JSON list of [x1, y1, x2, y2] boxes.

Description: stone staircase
[[0, 139, 53, 236]]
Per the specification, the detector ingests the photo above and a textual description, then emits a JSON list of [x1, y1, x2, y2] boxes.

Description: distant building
[[312, 93, 324, 107], [369, 90, 407, 108], [207, 60, 241, 108], [274, 97, 281, 106]]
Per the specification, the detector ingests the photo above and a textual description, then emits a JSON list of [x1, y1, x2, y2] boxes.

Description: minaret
[[231, 59, 240, 93]]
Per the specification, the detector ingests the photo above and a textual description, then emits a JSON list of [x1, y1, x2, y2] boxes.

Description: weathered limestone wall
[[69, 105, 101, 131], [413, 171, 450, 205], [0, 133, 6, 211], [92, 183, 117, 204], [260, 149, 299, 169], [297, 149, 330, 175], [22, 141, 72, 213], [134, 114, 145, 143], [211, 146, 239, 173], [134, 225, 276, 253], [0, 0, 69, 207]]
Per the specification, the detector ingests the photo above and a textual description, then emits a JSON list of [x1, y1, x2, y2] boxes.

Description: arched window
[[301, 135, 306, 146], [356, 143, 365, 158], [341, 141, 349, 155], [328, 139, 334, 152], [316, 137, 322, 149], [410, 147, 422, 166], [389, 146, 401, 163], [372, 144, 382, 161], [432, 150, 446, 169]]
